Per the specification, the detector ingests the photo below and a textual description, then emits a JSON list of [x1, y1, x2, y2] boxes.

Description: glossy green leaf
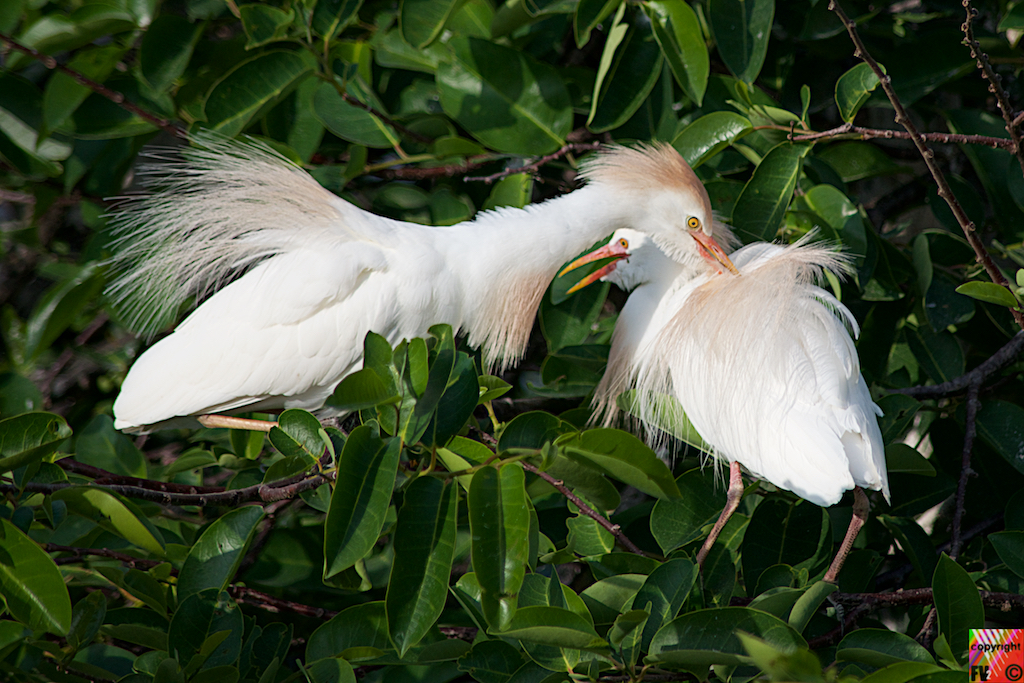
[[0, 411, 71, 475], [311, 0, 363, 38], [457, 639, 525, 683], [66, 591, 106, 653], [268, 409, 326, 462], [788, 581, 837, 633], [932, 553, 984, 661], [0, 518, 72, 635], [327, 367, 399, 412], [955, 281, 1019, 308], [645, 1, 708, 106], [424, 350, 480, 447], [53, 487, 165, 555], [401, 0, 459, 48], [884, 443, 936, 476], [323, 424, 401, 578], [304, 658, 357, 683], [574, 0, 620, 47], [741, 499, 829, 594], [167, 590, 243, 670], [479, 375, 513, 404], [905, 327, 964, 384], [139, 15, 203, 91], [803, 183, 867, 261], [879, 514, 937, 582], [543, 452, 621, 512], [990, 531, 1024, 578], [498, 411, 566, 451], [672, 111, 751, 168], [738, 632, 823, 681], [836, 63, 884, 123], [838, 628, 935, 668], [634, 558, 697, 650], [42, 46, 124, 135], [25, 263, 103, 360], [732, 143, 811, 242], [312, 80, 400, 149], [566, 499, 615, 555], [178, 506, 265, 602], [618, 390, 708, 451], [437, 37, 571, 155], [239, 4, 293, 49], [648, 607, 806, 667], [495, 606, 606, 649], [976, 400, 1024, 475], [387, 477, 459, 656], [562, 429, 680, 499], [204, 50, 314, 138], [75, 414, 147, 478], [650, 468, 726, 553], [469, 463, 530, 629], [817, 142, 903, 182], [588, 13, 663, 132], [708, 0, 774, 84], [306, 602, 389, 662], [859, 662, 947, 683]]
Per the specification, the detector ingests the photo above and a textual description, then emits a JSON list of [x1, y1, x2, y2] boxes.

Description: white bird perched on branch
[[107, 135, 737, 432], [561, 228, 890, 582]]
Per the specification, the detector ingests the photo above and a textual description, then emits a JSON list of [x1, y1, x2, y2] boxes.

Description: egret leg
[[823, 486, 870, 584], [696, 461, 744, 569], [197, 415, 277, 432]]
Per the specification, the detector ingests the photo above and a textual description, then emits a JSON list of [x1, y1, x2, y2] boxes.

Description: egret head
[[581, 143, 739, 274], [560, 229, 675, 293]]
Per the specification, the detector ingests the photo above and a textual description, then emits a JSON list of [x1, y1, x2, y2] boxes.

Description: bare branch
[[785, 121, 1017, 151], [950, 383, 980, 561], [466, 142, 602, 184], [0, 33, 186, 139], [829, 0, 1024, 331], [891, 332, 1024, 399]]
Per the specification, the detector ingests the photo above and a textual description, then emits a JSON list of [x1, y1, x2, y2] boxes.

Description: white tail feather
[[106, 133, 355, 336]]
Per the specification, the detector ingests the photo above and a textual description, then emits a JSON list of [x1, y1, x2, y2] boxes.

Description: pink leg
[[696, 461, 744, 569], [823, 486, 870, 584]]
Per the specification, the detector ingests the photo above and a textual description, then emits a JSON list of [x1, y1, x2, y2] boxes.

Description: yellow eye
[[618, 238, 629, 249], [687, 217, 701, 229]]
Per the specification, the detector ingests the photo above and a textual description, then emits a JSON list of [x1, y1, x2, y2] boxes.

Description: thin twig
[[0, 33, 186, 139], [962, 2, 1024, 175], [45, 543, 162, 569], [785, 121, 1017, 150], [520, 461, 649, 557], [38, 313, 109, 406], [229, 586, 338, 620], [950, 383, 980, 561], [891, 332, 1024, 399], [375, 156, 496, 180], [466, 142, 603, 183], [829, 0, 1024, 331]]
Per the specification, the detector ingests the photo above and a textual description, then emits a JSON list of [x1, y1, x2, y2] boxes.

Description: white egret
[[108, 136, 736, 432], [561, 229, 890, 582]]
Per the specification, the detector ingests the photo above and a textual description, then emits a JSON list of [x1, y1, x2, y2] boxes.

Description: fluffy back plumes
[[106, 133, 353, 336]]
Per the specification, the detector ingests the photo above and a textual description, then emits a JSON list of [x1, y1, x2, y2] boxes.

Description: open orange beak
[[558, 242, 630, 294], [691, 231, 740, 276]]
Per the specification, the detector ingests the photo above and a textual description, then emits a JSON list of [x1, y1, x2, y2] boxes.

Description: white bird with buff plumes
[[561, 228, 890, 581], [108, 135, 737, 432]]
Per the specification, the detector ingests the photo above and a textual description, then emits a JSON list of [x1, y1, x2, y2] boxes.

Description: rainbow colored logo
[[970, 629, 1024, 682]]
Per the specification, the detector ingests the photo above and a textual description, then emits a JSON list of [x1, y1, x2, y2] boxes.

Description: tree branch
[[829, 0, 1024, 331], [950, 384, 980, 561], [0, 33, 186, 139], [785, 121, 1017, 150], [465, 142, 603, 183], [890, 332, 1024, 399]]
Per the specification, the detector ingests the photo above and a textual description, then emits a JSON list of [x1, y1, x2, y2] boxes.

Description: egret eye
[[619, 238, 629, 249], [687, 217, 701, 230]]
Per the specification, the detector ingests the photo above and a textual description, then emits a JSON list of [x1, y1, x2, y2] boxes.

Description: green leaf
[[672, 111, 751, 168], [574, 0, 619, 47], [618, 390, 708, 451], [955, 281, 1019, 308], [303, 658, 357, 683], [323, 424, 401, 578], [645, 0, 708, 106], [741, 499, 829, 594], [588, 12, 663, 132], [885, 444, 936, 476], [24, 263, 103, 360], [738, 632, 823, 682], [401, 0, 460, 48], [53, 487, 166, 555], [386, 478, 459, 656], [802, 183, 867, 262], [327, 367, 399, 412], [648, 607, 806, 667], [651, 468, 726, 553], [66, 591, 106, 653], [562, 429, 680, 499], [75, 415, 147, 478], [905, 327, 964, 384], [788, 581, 837, 633], [306, 602, 389, 662], [469, 464, 530, 629], [0, 412, 71, 475], [0, 518, 72, 635], [708, 0, 774, 85], [268, 409, 326, 463], [42, 46, 125, 135], [835, 62, 884, 123], [139, 15, 203, 91], [479, 375, 512, 404], [239, 4, 294, 49], [177, 507, 265, 602], [932, 553, 983, 662], [457, 639, 524, 683], [437, 37, 571, 155], [499, 411, 567, 451], [977, 400, 1024, 475], [495, 606, 606, 649], [167, 590, 243, 670], [634, 558, 697, 650], [879, 515, 937, 583], [311, 0, 363, 39], [990, 531, 1024, 578], [838, 628, 936, 668], [311, 80, 400, 149], [204, 50, 314, 138], [732, 143, 811, 242], [858, 662, 946, 683]]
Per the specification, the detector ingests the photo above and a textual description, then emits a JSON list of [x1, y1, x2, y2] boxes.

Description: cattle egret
[[108, 136, 736, 432], [561, 229, 890, 583]]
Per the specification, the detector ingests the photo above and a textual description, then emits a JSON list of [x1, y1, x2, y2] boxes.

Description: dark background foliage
[[2, 0, 1024, 681]]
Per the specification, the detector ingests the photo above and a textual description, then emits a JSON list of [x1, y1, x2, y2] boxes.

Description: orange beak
[[558, 242, 630, 294], [691, 231, 740, 275]]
